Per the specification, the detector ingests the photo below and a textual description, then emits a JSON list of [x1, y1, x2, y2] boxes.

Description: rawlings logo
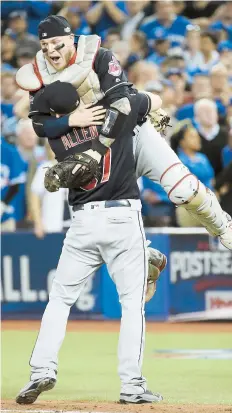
[[108, 56, 122, 77]]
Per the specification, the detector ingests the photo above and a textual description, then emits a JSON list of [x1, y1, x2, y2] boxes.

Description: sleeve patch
[[108, 56, 122, 77]]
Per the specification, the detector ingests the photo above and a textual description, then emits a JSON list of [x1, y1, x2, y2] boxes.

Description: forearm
[[32, 115, 71, 139], [86, 3, 103, 25], [142, 91, 162, 112], [103, 1, 127, 24], [30, 193, 43, 226]]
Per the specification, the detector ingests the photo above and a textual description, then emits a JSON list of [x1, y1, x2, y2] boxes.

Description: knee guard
[[160, 162, 199, 205], [160, 162, 230, 236]]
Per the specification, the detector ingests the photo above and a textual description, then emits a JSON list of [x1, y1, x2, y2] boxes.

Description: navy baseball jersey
[[31, 91, 151, 206]]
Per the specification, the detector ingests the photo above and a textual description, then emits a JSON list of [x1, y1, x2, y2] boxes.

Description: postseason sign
[[169, 234, 232, 314]]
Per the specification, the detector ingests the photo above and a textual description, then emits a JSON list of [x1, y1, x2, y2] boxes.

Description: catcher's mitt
[[149, 108, 171, 133], [145, 247, 167, 303], [44, 153, 101, 192]]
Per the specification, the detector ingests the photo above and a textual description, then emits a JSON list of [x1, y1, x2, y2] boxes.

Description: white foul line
[[2, 410, 115, 413]]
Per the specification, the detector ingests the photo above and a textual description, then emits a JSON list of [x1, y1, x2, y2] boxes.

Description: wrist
[[68, 113, 74, 127]]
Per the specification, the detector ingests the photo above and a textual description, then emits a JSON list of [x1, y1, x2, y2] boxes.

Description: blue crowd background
[[1, 0, 232, 234]]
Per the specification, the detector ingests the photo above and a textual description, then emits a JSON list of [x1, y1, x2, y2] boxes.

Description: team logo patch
[[64, 27, 71, 33], [108, 56, 122, 77]]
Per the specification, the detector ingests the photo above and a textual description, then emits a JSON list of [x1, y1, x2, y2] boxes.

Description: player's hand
[[69, 105, 106, 128], [34, 222, 45, 239]]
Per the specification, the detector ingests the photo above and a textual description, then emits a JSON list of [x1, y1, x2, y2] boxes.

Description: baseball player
[[16, 84, 165, 405], [16, 15, 232, 249]]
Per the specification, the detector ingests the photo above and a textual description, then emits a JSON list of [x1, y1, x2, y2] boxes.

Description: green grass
[[2, 330, 232, 404]]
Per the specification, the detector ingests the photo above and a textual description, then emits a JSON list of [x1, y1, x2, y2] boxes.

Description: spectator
[[121, 1, 148, 40], [215, 129, 232, 216], [175, 73, 212, 122], [2, 89, 30, 145], [13, 119, 45, 227], [215, 161, 232, 217], [196, 30, 219, 72], [171, 123, 215, 189], [146, 35, 170, 65], [103, 27, 122, 49], [125, 31, 148, 68], [111, 41, 130, 69], [86, 1, 128, 40], [227, 100, 232, 129], [30, 142, 71, 238], [141, 176, 175, 227], [184, 24, 202, 72], [171, 123, 215, 227], [210, 63, 231, 115], [5, 11, 40, 55], [1, 1, 52, 36], [161, 80, 177, 116], [140, 1, 190, 48], [1, 33, 17, 70], [1, 136, 26, 231], [58, 5, 91, 36], [1, 72, 18, 120], [16, 46, 35, 68], [165, 68, 187, 107], [182, 1, 222, 29], [128, 61, 159, 89], [144, 79, 177, 142], [194, 98, 228, 176], [166, 48, 186, 71], [222, 128, 232, 168], [210, 2, 232, 42], [218, 41, 232, 79]]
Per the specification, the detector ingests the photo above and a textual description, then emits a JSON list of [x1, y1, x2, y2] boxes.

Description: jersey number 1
[[81, 148, 112, 191]]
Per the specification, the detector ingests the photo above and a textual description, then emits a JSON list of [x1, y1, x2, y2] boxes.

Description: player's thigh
[[50, 224, 103, 305], [104, 210, 148, 303], [134, 120, 180, 181]]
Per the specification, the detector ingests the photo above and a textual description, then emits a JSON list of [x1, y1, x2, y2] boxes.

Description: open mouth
[[50, 56, 61, 63]]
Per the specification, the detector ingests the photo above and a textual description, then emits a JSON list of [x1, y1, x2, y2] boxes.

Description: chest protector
[[16, 35, 104, 105]]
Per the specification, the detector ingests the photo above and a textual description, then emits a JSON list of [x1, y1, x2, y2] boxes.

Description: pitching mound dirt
[[2, 400, 232, 413]]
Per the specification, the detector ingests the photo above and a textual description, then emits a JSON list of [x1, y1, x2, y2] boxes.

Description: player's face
[[40, 35, 75, 71]]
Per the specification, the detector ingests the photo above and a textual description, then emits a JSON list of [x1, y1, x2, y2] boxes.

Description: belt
[[73, 200, 131, 212]]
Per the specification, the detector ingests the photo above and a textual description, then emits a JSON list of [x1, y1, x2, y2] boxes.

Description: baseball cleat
[[16, 377, 56, 404], [120, 389, 163, 404]]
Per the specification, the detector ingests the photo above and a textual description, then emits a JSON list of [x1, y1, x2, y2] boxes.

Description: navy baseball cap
[[38, 15, 72, 40], [218, 41, 232, 53], [33, 81, 80, 115]]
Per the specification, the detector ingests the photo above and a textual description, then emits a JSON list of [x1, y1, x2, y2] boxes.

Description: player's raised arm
[[28, 82, 106, 139], [94, 48, 133, 105], [139, 91, 171, 134], [140, 92, 162, 112]]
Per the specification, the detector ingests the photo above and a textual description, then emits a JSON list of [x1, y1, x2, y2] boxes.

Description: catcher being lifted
[[31, 81, 168, 302]]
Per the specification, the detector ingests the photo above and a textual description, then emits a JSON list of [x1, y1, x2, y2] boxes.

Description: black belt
[[73, 200, 131, 212]]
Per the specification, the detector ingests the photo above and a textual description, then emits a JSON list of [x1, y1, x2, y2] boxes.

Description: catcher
[[16, 15, 232, 249], [29, 80, 167, 304]]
